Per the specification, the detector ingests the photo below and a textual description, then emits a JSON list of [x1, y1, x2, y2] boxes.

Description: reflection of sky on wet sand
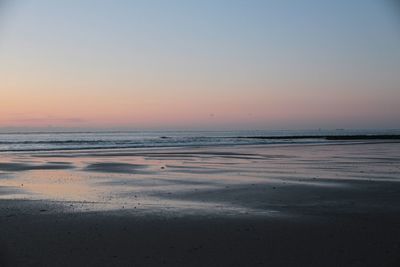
[[0, 142, 400, 216], [0, 169, 95, 201]]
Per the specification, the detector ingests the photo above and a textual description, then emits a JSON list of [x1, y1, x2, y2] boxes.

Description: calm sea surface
[[0, 129, 399, 152]]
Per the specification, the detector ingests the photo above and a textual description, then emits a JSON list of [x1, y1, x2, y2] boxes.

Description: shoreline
[[237, 134, 400, 140]]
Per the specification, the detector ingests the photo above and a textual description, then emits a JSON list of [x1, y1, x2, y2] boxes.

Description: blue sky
[[1, 0, 399, 130]]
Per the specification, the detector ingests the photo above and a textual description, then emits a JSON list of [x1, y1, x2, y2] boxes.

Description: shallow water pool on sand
[[0, 142, 399, 217]]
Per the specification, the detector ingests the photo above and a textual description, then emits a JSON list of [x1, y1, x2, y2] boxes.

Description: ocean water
[[0, 129, 399, 152]]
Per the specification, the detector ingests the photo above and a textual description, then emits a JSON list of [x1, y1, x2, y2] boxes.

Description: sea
[[0, 129, 399, 152]]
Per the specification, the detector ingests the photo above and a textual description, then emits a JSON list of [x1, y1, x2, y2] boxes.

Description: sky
[[0, 0, 399, 130]]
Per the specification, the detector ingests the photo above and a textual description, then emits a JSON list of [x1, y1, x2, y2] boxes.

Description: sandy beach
[[1, 141, 400, 266]]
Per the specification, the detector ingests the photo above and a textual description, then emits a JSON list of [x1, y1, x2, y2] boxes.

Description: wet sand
[[1, 142, 400, 266]]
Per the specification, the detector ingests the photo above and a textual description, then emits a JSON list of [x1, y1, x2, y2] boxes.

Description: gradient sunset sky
[[1, 0, 399, 130]]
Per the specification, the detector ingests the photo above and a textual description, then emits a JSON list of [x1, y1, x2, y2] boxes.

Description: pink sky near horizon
[[1, 80, 398, 130]]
